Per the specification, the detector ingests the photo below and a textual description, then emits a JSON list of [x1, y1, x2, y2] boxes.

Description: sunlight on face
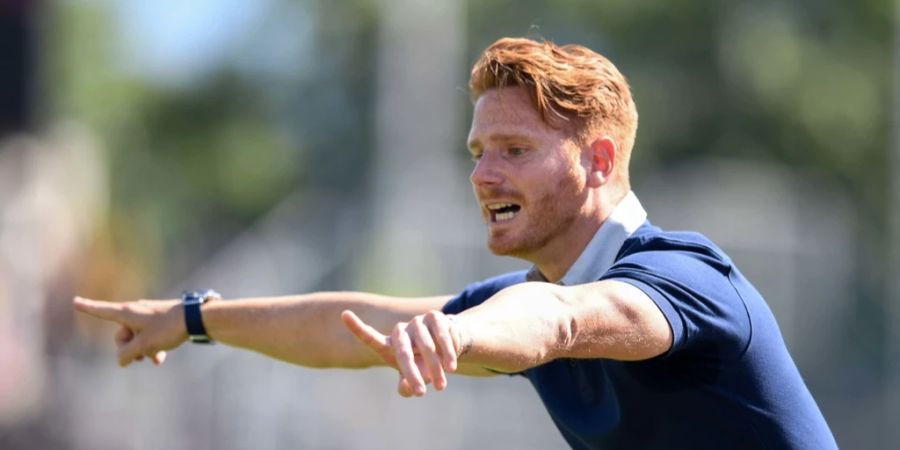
[[468, 87, 591, 262]]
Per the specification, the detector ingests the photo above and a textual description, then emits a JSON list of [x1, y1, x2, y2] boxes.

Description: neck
[[532, 228, 599, 283], [531, 196, 618, 283]]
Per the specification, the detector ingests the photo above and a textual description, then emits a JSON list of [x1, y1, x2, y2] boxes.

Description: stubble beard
[[486, 176, 584, 261]]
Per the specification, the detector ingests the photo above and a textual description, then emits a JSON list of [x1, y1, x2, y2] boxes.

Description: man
[[74, 37, 837, 449]]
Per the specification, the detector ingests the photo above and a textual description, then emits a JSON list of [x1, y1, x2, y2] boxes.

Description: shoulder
[[442, 270, 529, 314], [618, 223, 732, 268], [611, 224, 736, 284], [603, 222, 752, 359]]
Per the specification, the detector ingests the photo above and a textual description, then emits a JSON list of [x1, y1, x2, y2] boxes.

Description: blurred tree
[[47, 0, 379, 287]]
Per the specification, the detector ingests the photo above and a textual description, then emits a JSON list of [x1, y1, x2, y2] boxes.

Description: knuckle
[[414, 318, 430, 332], [420, 341, 437, 353]]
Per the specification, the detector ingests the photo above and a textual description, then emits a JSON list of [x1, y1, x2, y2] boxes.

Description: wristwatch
[[182, 289, 221, 344]]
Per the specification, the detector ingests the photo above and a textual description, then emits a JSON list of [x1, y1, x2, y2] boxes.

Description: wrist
[[449, 315, 473, 359], [182, 289, 221, 344]]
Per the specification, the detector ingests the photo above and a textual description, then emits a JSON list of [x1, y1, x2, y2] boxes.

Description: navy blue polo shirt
[[443, 222, 836, 449]]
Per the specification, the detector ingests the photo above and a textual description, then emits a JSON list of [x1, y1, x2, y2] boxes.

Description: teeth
[[495, 210, 517, 222], [487, 203, 513, 211]]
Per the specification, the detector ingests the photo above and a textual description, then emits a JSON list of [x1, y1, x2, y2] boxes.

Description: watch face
[[182, 289, 220, 304], [201, 289, 222, 302]]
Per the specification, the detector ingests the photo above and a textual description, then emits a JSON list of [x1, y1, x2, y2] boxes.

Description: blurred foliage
[[468, 0, 891, 199], [47, 0, 379, 286]]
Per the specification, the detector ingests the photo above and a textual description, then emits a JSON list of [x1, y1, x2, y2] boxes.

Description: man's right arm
[[203, 293, 452, 368], [73, 293, 451, 369]]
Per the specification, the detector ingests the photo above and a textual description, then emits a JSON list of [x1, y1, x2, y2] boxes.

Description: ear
[[586, 136, 616, 188]]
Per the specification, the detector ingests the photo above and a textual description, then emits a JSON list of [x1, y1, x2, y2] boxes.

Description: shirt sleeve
[[442, 270, 528, 315], [600, 241, 752, 361]]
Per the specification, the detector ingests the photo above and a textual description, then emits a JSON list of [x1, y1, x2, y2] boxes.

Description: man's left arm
[[458, 280, 672, 371], [344, 280, 672, 396]]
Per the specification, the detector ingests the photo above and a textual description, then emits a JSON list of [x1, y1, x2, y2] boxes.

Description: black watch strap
[[182, 289, 220, 344]]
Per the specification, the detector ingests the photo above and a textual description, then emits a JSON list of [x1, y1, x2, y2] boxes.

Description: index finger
[[73, 297, 126, 323], [341, 310, 390, 351]]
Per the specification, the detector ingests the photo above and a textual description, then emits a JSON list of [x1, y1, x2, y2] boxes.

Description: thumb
[[74, 297, 128, 323]]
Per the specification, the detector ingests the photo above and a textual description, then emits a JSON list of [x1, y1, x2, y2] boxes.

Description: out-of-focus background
[[0, 0, 896, 448]]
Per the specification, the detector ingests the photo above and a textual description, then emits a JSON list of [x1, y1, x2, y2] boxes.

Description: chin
[[486, 237, 512, 255], [486, 236, 529, 258]]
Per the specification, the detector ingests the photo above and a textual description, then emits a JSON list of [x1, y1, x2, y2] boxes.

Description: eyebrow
[[467, 132, 534, 151]]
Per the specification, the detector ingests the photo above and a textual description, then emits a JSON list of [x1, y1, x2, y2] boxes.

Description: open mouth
[[486, 203, 522, 223]]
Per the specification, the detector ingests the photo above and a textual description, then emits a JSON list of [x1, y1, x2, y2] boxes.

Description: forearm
[[454, 282, 575, 373], [454, 280, 671, 373], [203, 292, 448, 368]]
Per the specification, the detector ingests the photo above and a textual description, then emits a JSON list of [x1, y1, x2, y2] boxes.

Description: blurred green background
[[0, 0, 896, 448]]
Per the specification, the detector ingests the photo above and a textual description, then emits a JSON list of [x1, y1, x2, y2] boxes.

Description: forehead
[[470, 87, 545, 135], [468, 87, 574, 148]]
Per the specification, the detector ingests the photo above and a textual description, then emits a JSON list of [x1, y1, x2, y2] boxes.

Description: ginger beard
[[478, 170, 588, 260]]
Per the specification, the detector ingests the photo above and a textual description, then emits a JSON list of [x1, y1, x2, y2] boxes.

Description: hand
[[73, 296, 186, 367], [341, 310, 466, 397]]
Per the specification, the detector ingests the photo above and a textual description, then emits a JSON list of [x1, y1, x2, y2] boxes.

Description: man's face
[[467, 87, 591, 260]]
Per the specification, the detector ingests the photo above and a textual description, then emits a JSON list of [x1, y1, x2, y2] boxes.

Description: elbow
[[548, 289, 579, 360], [555, 311, 578, 355]]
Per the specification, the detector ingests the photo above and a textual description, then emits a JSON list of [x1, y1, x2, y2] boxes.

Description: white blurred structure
[[364, 0, 489, 295], [0, 124, 106, 426]]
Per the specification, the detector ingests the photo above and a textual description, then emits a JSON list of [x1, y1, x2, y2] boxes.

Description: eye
[[508, 146, 528, 156], [470, 151, 483, 162]]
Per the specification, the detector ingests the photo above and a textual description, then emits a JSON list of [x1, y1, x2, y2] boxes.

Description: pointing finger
[[73, 297, 126, 323], [341, 310, 389, 350]]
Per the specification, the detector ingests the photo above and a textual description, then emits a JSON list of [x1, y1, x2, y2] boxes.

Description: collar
[[526, 191, 647, 285]]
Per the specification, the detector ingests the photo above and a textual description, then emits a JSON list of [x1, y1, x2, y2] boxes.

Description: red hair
[[469, 37, 639, 190]]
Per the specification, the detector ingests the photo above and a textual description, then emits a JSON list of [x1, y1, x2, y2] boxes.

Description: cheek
[[548, 157, 587, 192]]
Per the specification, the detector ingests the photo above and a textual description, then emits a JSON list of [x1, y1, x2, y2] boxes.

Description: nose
[[470, 151, 503, 187]]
